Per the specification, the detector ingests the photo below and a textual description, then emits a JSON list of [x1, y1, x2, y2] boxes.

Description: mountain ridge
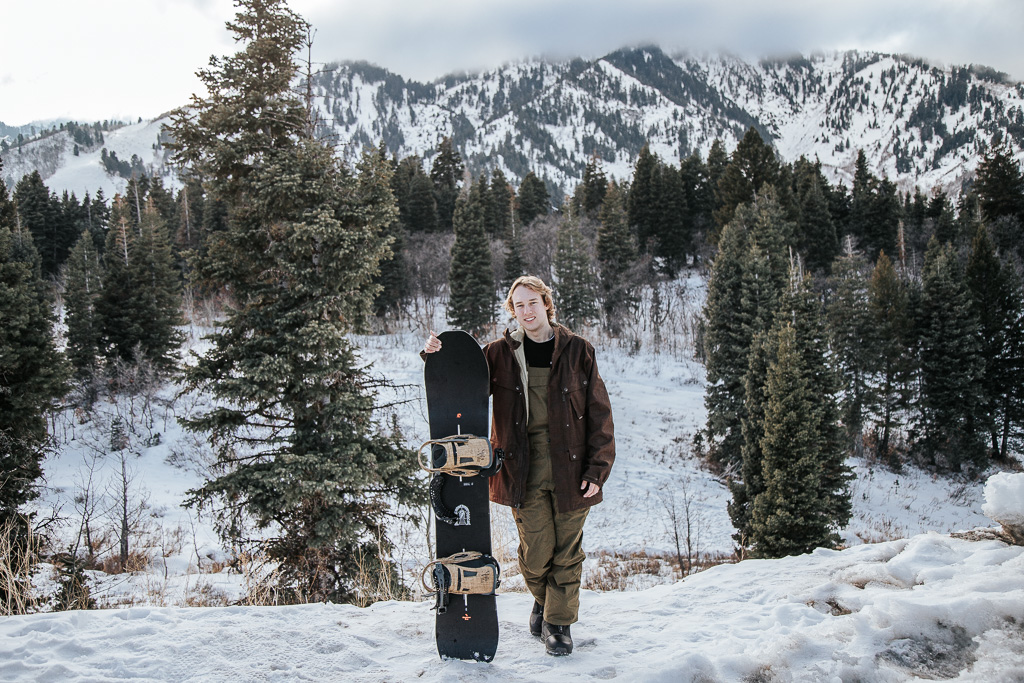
[[3, 46, 1023, 200]]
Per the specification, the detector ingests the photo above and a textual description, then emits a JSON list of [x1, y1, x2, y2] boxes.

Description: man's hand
[[424, 330, 441, 354], [581, 481, 599, 498]]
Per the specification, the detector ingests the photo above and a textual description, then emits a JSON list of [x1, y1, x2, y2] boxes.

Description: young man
[[424, 275, 615, 656]]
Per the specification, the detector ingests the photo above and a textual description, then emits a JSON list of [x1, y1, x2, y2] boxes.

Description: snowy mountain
[[4, 47, 1024, 201]]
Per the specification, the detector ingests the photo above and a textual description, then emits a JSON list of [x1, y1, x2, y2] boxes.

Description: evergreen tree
[[627, 145, 659, 252], [501, 218, 527, 294], [430, 138, 464, 231], [447, 180, 494, 336], [915, 237, 987, 471], [488, 169, 514, 238], [974, 145, 1024, 225], [792, 160, 838, 272], [847, 150, 901, 262], [127, 200, 184, 373], [679, 150, 713, 259], [369, 144, 409, 319], [14, 171, 69, 278], [516, 171, 550, 227], [166, 0, 419, 603], [596, 180, 637, 334], [574, 154, 608, 219], [966, 223, 1024, 460], [97, 197, 141, 365], [0, 217, 68, 521], [747, 323, 845, 558], [63, 230, 104, 380], [702, 191, 790, 471], [713, 127, 780, 232], [866, 250, 915, 464], [826, 242, 873, 449], [554, 215, 598, 331]]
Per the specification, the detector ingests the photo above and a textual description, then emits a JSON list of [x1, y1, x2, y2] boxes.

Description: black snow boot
[[541, 621, 573, 656], [529, 601, 543, 637]]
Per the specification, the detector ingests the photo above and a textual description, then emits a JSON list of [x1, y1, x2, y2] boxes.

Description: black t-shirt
[[523, 334, 554, 368]]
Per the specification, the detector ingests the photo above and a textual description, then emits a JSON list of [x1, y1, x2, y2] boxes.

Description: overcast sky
[[3, 0, 1022, 126]]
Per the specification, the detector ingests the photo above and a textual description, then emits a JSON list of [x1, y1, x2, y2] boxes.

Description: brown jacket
[[484, 324, 615, 513]]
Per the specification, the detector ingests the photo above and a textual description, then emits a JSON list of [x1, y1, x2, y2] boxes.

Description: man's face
[[511, 285, 550, 334]]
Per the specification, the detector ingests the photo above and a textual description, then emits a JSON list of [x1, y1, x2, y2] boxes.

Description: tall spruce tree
[[747, 322, 845, 558], [430, 138, 464, 232], [966, 223, 1024, 460], [916, 237, 987, 471], [826, 242, 873, 450], [866, 250, 915, 464], [166, 0, 419, 603], [516, 171, 550, 227], [447, 179, 494, 336], [702, 191, 790, 471], [128, 200, 184, 373], [0, 215, 68, 522], [596, 180, 637, 334], [713, 127, 780, 232], [554, 214, 598, 331], [63, 230, 104, 380]]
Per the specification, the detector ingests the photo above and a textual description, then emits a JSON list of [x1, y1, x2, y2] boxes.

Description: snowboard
[[423, 330, 500, 662]]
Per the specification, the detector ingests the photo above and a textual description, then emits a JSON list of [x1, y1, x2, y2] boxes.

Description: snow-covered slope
[[1, 118, 174, 199]]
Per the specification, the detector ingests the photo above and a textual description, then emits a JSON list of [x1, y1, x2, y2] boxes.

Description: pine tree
[[596, 180, 637, 334], [866, 250, 915, 464], [747, 323, 844, 558], [447, 179, 494, 336], [369, 145, 409, 319], [430, 138, 464, 232], [915, 237, 987, 471], [627, 145, 659, 252], [974, 145, 1024, 225], [574, 154, 608, 219], [965, 223, 1024, 460], [734, 272, 850, 555], [713, 127, 780, 232], [554, 215, 598, 331], [488, 169, 514, 238], [702, 191, 790, 471], [128, 200, 184, 373], [63, 230, 104, 380], [0, 216, 68, 521], [501, 219, 527, 295], [793, 161, 838, 272], [166, 0, 419, 603], [516, 171, 550, 227], [826, 242, 872, 449], [97, 196, 142, 365], [14, 171, 68, 278]]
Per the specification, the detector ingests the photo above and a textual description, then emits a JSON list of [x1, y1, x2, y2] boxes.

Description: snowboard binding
[[421, 551, 501, 615], [418, 435, 503, 478]]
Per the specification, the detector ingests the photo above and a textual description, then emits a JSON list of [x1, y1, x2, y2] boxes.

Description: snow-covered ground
[[14, 296, 1024, 680], [3, 525, 1023, 681]]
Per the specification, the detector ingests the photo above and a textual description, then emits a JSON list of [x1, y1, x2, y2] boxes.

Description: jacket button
[[571, 454, 576, 460]]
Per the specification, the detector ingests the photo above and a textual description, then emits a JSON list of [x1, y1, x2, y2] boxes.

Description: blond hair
[[504, 275, 557, 324]]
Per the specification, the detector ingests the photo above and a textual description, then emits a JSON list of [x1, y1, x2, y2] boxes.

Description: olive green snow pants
[[515, 366, 589, 626]]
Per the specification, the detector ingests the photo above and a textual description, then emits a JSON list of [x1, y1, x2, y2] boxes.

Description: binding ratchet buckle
[[421, 551, 501, 615]]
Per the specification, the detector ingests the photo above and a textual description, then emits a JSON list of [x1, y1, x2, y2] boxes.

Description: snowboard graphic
[[422, 330, 500, 661]]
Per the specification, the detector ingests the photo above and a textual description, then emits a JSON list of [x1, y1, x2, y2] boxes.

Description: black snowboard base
[[423, 330, 499, 662]]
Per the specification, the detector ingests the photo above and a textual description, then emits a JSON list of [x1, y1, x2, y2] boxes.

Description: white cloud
[[2, 0, 1021, 126]]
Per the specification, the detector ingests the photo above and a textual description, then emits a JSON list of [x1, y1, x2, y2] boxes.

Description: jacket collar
[[504, 322, 572, 355]]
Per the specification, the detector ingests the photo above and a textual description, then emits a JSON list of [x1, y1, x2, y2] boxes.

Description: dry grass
[[0, 517, 40, 616]]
